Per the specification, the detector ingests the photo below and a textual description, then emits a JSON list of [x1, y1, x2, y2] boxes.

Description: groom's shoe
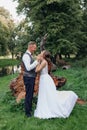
[[26, 113, 32, 118]]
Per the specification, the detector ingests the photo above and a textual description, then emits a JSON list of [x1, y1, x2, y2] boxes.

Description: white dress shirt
[[22, 50, 38, 71]]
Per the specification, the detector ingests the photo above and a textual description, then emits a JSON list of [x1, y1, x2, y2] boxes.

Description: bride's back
[[40, 62, 48, 75]]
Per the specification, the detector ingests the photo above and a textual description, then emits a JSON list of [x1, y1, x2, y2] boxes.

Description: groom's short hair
[[28, 41, 36, 46]]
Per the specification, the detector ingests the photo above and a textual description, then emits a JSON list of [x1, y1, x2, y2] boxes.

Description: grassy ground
[[0, 58, 87, 130], [0, 59, 20, 67]]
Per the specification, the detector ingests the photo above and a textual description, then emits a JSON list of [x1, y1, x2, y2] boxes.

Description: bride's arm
[[35, 60, 46, 73]]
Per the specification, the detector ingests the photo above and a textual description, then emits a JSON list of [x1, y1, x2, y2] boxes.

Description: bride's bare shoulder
[[41, 59, 47, 65], [35, 59, 47, 72]]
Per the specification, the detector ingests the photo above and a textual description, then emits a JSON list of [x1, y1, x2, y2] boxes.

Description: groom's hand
[[36, 54, 41, 62]]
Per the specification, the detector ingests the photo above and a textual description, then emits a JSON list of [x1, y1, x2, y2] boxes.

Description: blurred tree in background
[[0, 0, 87, 58], [0, 7, 15, 57]]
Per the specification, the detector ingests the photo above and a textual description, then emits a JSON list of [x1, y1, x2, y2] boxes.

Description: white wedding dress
[[34, 64, 78, 119]]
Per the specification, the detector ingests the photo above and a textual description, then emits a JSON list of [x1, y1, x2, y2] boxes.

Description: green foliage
[[13, 0, 87, 58], [78, 0, 87, 57], [2, 91, 24, 112], [2, 91, 37, 114], [72, 57, 87, 68], [2, 91, 16, 104], [47, 0, 61, 4], [0, 0, 86, 58], [0, 59, 20, 67], [56, 39, 78, 56], [13, 20, 33, 55], [0, 7, 15, 56]]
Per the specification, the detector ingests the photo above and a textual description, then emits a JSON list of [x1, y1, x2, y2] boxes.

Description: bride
[[34, 50, 78, 119]]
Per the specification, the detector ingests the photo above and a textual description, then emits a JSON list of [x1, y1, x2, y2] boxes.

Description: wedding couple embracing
[[22, 41, 78, 119]]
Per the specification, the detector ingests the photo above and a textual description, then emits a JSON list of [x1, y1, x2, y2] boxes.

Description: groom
[[22, 41, 39, 117]]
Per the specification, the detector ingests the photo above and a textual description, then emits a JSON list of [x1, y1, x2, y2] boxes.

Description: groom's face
[[31, 44, 37, 52], [29, 44, 37, 53]]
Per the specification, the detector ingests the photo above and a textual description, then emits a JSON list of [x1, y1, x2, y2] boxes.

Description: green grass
[[0, 59, 87, 130], [0, 59, 20, 67]]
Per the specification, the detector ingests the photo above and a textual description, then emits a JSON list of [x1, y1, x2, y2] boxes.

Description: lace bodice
[[40, 64, 48, 75]]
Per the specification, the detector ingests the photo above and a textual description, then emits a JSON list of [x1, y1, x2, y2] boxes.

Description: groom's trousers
[[23, 76, 35, 116]]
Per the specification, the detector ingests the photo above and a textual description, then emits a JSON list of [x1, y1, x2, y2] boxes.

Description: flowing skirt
[[34, 74, 78, 119]]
